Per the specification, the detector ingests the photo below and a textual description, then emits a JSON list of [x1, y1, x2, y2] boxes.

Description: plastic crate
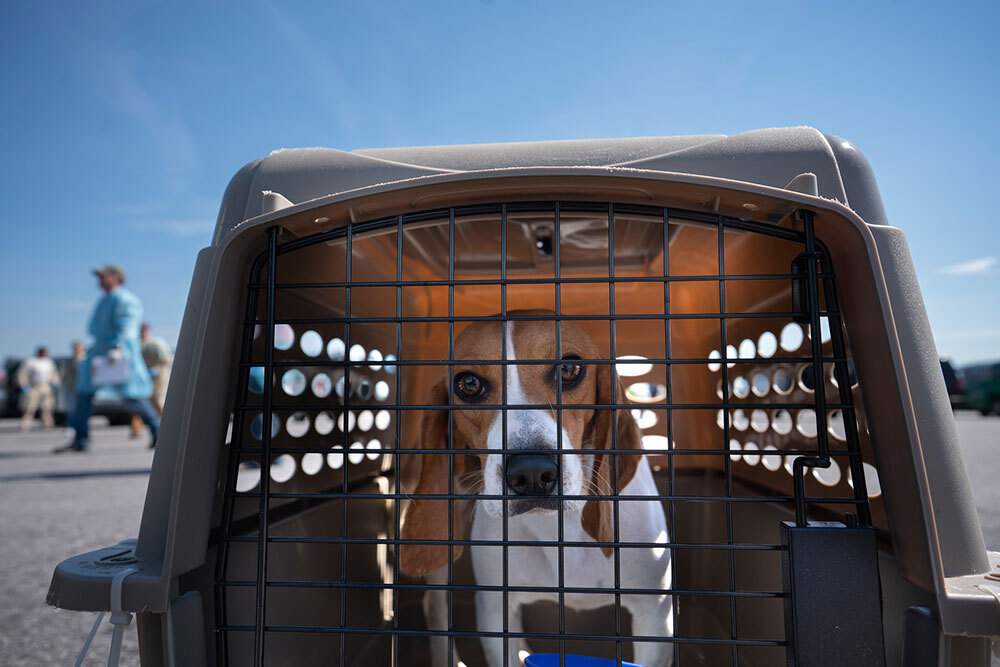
[[48, 128, 1000, 666]]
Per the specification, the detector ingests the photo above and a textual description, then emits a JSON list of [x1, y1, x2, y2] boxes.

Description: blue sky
[[1, 0, 998, 365]]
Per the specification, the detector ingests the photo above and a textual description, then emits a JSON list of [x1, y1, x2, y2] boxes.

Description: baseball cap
[[93, 265, 126, 281]]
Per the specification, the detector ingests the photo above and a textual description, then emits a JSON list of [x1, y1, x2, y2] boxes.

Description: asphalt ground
[[0, 419, 150, 667], [0, 412, 997, 666]]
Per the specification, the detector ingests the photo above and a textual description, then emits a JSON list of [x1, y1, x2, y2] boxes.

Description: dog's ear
[[399, 378, 465, 577], [582, 362, 642, 557]]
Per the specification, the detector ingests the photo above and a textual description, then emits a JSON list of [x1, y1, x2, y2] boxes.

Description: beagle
[[400, 312, 674, 667]]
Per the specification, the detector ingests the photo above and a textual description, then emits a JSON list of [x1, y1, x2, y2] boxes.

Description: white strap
[[106, 567, 139, 667], [71, 566, 139, 667]]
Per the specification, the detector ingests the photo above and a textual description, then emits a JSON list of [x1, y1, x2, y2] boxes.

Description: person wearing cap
[[55, 265, 160, 452]]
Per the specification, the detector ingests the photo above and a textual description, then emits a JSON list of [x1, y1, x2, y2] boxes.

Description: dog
[[399, 312, 674, 667]]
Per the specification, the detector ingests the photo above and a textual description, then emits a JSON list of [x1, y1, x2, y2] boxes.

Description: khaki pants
[[21, 384, 55, 430], [131, 365, 170, 435], [151, 366, 169, 413]]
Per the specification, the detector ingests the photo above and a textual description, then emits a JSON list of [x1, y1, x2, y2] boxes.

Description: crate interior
[[212, 204, 883, 666]]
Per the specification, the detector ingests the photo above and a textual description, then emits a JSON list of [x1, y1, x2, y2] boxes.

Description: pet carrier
[[49, 128, 1000, 666]]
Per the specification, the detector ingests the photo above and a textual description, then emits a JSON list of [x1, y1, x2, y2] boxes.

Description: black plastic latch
[[781, 521, 885, 667], [790, 253, 813, 324]]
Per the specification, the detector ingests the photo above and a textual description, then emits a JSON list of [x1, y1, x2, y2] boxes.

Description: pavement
[[952, 411, 1000, 552], [0, 412, 997, 666], [0, 419, 150, 667]]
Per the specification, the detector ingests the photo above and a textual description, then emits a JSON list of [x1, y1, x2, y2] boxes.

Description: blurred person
[[130, 323, 172, 436], [55, 265, 160, 453], [17, 346, 60, 431], [61, 340, 86, 424]]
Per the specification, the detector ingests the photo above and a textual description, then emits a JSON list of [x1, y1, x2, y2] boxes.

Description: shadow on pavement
[[0, 468, 151, 483]]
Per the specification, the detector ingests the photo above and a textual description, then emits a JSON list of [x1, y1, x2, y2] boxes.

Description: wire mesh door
[[214, 201, 881, 667]]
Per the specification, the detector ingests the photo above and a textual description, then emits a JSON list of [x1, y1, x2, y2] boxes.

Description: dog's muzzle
[[505, 452, 560, 515]]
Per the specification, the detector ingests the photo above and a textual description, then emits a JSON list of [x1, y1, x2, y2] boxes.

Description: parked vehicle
[[2, 357, 25, 418], [940, 358, 966, 409], [0, 365, 7, 416], [963, 361, 1000, 416]]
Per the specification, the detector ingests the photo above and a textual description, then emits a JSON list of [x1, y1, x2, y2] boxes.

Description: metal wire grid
[[213, 201, 874, 666]]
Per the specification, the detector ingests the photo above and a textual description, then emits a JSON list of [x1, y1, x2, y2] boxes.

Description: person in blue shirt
[[55, 265, 161, 452]]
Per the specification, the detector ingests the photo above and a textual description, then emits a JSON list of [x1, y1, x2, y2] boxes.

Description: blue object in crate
[[523, 654, 644, 667]]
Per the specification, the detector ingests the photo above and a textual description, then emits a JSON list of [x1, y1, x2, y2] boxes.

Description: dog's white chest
[[463, 460, 674, 666], [472, 460, 670, 612], [505, 521, 618, 594]]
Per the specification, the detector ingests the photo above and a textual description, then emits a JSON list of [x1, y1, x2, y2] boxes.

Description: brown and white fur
[[400, 312, 673, 667]]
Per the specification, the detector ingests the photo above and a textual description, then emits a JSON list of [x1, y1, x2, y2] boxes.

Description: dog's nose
[[505, 453, 558, 496]]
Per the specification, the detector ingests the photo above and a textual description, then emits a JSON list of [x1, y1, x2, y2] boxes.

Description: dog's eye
[[454, 372, 487, 402], [557, 355, 584, 389]]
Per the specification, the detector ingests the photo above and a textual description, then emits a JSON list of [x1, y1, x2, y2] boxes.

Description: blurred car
[[939, 358, 966, 409], [0, 365, 7, 416], [2, 355, 135, 425], [2, 357, 24, 418], [962, 361, 1000, 416]]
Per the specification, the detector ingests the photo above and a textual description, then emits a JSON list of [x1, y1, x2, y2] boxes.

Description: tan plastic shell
[[47, 128, 1000, 665]]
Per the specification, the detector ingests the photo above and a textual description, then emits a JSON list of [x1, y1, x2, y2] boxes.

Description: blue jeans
[[71, 393, 160, 448]]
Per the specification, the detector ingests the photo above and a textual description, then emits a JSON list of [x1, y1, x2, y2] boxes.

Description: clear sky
[[1, 0, 997, 365]]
